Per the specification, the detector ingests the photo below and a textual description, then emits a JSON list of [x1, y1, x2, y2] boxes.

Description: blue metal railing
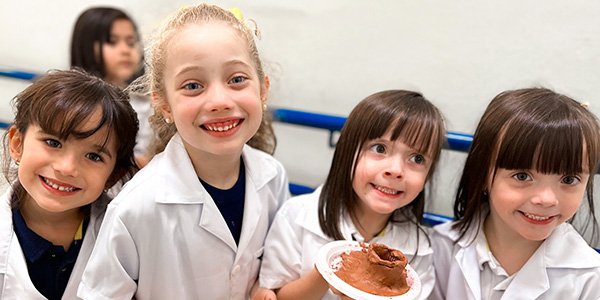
[[0, 68, 39, 81], [271, 108, 473, 152]]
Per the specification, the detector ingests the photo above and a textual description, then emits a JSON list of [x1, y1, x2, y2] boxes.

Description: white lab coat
[[78, 134, 290, 300], [259, 187, 434, 300], [0, 187, 108, 300], [430, 219, 600, 300]]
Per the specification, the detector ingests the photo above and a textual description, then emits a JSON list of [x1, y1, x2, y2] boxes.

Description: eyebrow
[[223, 59, 252, 70], [175, 59, 253, 77]]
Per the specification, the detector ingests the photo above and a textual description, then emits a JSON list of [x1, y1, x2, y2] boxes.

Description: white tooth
[[218, 126, 224, 131], [59, 186, 65, 191]]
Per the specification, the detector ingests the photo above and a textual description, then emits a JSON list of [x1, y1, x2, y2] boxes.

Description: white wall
[[1, 0, 600, 245]]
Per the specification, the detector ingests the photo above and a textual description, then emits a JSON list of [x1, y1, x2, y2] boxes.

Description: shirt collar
[[474, 223, 508, 276]]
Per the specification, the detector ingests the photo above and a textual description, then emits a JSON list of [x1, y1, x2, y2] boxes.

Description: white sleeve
[[259, 202, 304, 289], [78, 205, 139, 300], [407, 248, 435, 300], [429, 228, 454, 300]]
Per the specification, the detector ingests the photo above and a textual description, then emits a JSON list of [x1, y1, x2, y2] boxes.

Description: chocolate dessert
[[334, 243, 409, 297]]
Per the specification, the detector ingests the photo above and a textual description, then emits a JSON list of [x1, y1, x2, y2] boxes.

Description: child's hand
[[251, 288, 277, 300], [329, 285, 354, 300]]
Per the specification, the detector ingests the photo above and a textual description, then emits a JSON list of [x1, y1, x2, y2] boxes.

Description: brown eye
[[410, 154, 425, 165], [369, 144, 386, 154], [561, 176, 580, 185], [513, 172, 531, 181]]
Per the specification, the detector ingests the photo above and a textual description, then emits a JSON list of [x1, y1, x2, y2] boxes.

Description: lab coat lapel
[[235, 146, 276, 260], [234, 176, 263, 263], [502, 245, 549, 299], [455, 245, 482, 300], [158, 134, 237, 250]]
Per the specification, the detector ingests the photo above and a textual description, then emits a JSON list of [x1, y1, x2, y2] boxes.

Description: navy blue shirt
[[12, 209, 87, 300], [200, 160, 245, 245]]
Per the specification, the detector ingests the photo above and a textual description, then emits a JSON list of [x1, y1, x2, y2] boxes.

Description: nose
[[204, 84, 234, 112], [383, 156, 404, 179], [530, 185, 559, 207], [53, 153, 79, 177]]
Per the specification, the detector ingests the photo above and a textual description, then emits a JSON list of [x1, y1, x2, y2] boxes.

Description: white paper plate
[[316, 240, 421, 300]]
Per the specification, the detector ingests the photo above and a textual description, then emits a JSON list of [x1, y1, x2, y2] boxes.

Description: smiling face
[[100, 18, 141, 88], [351, 131, 432, 218], [9, 108, 118, 215], [157, 22, 267, 160], [486, 167, 588, 242]]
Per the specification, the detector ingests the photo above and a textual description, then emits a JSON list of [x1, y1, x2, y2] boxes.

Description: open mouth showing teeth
[[373, 184, 401, 195], [202, 120, 241, 132], [42, 177, 77, 192], [523, 212, 551, 221]]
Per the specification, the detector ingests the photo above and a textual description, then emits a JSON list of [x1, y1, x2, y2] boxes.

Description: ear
[[8, 126, 23, 162], [153, 92, 172, 120], [260, 75, 270, 108]]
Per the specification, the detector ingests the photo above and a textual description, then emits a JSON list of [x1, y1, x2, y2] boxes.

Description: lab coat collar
[[154, 134, 279, 252], [503, 223, 600, 299], [437, 218, 600, 300], [155, 134, 279, 205]]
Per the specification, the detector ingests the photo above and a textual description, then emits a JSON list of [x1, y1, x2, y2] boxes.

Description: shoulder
[[277, 188, 320, 219], [431, 220, 457, 240]]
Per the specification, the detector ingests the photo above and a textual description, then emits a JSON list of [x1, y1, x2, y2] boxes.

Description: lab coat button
[[231, 265, 241, 276]]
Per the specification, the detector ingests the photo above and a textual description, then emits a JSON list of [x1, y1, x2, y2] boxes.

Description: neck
[[20, 196, 83, 251], [350, 206, 391, 243], [483, 213, 543, 275], [186, 145, 243, 190]]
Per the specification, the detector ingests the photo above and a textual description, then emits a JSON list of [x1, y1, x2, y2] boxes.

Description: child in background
[[0, 68, 138, 299], [255, 90, 445, 300], [431, 88, 600, 299], [71, 7, 153, 167], [78, 4, 289, 299]]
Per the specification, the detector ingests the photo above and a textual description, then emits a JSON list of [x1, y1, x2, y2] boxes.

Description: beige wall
[[1, 0, 599, 245]]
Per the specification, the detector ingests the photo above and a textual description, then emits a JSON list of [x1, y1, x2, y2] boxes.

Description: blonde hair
[[136, 4, 275, 155]]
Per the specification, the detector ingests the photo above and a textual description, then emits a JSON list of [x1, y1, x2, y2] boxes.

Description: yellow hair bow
[[228, 7, 260, 39], [228, 7, 244, 21]]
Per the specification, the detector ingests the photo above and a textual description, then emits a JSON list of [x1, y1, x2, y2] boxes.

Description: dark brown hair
[[453, 87, 600, 243], [70, 7, 143, 83], [2, 68, 139, 209], [318, 90, 445, 240]]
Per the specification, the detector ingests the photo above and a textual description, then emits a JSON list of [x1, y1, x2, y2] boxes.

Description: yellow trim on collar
[[74, 220, 84, 240]]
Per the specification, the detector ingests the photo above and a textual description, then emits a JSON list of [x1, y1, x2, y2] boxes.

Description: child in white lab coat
[[0, 68, 139, 299], [255, 90, 446, 300], [78, 4, 290, 300], [430, 88, 600, 300]]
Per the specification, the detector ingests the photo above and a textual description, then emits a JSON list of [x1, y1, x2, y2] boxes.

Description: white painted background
[[1, 0, 599, 245]]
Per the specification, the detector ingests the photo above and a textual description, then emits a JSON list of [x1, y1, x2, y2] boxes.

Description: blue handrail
[[0, 69, 39, 81], [271, 108, 473, 152]]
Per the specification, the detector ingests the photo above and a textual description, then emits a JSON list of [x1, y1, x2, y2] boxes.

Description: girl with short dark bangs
[[0, 68, 138, 299], [258, 90, 445, 299], [431, 88, 600, 299]]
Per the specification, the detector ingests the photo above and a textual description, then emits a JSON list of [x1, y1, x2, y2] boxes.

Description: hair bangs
[[34, 86, 109, 141], [496, 114, 586, 175]]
